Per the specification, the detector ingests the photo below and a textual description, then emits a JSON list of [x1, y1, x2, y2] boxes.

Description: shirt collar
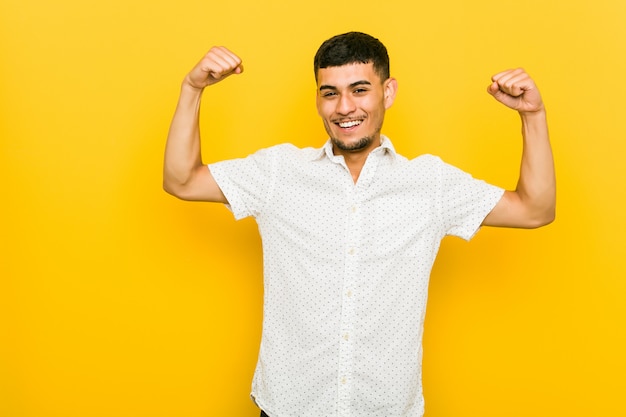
[[309, 135, 397, 161]]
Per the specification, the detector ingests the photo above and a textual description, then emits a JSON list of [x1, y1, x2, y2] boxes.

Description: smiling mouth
[[336, 119, 364, 129]]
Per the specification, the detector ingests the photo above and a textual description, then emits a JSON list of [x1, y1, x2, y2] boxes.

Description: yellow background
[[1, 0, 625, 416]]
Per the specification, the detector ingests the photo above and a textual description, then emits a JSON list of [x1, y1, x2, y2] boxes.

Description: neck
[[330, 133, 383, 183], [333, 142, 380, 183], [343, 153, 368, 183]]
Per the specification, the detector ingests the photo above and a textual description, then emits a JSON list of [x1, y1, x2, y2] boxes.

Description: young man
[[163, 32, 555, 417]]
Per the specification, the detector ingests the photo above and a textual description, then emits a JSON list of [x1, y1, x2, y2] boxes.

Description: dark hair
[[314, 32, 390, 82]]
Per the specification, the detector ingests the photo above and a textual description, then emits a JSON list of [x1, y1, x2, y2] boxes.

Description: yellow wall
[[2, 0, 625, 416]]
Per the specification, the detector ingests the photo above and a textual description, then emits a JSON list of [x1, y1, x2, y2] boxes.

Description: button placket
[[338, 188, 361, 414]]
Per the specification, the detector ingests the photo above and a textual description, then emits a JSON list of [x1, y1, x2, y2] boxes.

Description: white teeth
[[339, 120, 362, 128]]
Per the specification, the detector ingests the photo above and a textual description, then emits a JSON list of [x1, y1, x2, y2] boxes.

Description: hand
[[184, 46, 243, 90], [487, 68, 544, 114]]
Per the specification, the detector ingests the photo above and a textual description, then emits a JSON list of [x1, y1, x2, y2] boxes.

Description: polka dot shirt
[[208, 136, 504, 417]]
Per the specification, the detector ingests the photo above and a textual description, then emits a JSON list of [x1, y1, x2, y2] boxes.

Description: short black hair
[[314, 32, 390, 83]]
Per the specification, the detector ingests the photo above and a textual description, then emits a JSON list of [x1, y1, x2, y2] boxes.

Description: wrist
[[181, 76, 206, 94], [519, 107, 547, 121]]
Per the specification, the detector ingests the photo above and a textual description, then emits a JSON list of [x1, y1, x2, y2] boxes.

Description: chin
[[332, 135, 375, 152]]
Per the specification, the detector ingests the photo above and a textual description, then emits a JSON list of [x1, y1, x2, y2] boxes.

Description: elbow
[[163, 174, 210, 202], [526, 205, 556, 229], [162, 180, 178, 198], [544, 206, 556, 226], [531, 214, 555, 229], [162, 162, 199, 200], [163, 178, 182, 199], [542, 207, 556, 227], [162, 165, 222, 202], [519, 188, 556, 228], [537, 195, 557, 227], [163, 180, 195, 201], [162, 173, 191, 201]]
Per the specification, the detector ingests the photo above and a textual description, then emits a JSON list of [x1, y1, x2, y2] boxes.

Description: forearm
[[515, 109, 556, 225], [163, 83, 205, 193], [483, 68, 556, 228]]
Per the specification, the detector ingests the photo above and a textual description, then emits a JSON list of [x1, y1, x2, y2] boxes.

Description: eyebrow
[[319, 80, 372, 92]]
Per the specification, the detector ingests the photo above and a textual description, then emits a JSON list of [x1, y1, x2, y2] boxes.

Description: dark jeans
[[260, 411, 270, 417]]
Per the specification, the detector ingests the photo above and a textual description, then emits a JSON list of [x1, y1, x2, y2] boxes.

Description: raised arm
[[482, 68, 556, 228], [163, 46, 243, 202]]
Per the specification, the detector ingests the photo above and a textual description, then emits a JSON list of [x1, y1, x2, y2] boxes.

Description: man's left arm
[[482, 68, 556, 229]]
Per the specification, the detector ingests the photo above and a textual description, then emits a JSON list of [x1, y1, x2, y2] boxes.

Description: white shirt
[[208, 136, 504, 417]]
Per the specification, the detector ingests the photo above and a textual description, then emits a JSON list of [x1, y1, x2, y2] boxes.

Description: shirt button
[[341, 377, 347, 385], [350, 205, 357, 213], [343, 333, 349, 341], [348, 248, 355, 255], [346, 290, 353, 297]]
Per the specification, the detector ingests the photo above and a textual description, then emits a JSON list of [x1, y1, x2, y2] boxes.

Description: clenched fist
[[184, 46, 244, 90], [487, 68, 544, 114]]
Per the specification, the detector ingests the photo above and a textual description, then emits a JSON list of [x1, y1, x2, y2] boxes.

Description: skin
[[163, 46, 555, 229], [315, 63, 397, 183], [483, 68, 555, 228], [163, 46, 241, 203]]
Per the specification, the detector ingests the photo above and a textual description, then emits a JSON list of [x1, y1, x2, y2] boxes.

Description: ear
[[383, 77, 398, 109]]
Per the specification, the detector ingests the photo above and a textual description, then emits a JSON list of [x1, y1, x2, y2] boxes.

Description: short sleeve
[[438, 161, 505, 240], [208, 146, 278, 220]]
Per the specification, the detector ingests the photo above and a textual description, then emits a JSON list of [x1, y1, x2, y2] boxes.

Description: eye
[[353, 88, 368, 95], [322, 91, 337, 98]]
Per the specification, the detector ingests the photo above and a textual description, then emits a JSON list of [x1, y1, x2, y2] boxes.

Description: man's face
[[316, 62, 397, 155]]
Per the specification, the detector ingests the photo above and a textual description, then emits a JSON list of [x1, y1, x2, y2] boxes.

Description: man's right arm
[[162, 46, 243, 202]]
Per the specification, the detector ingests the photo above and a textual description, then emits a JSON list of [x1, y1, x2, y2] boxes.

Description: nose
[[336, 94, 356, 115]]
